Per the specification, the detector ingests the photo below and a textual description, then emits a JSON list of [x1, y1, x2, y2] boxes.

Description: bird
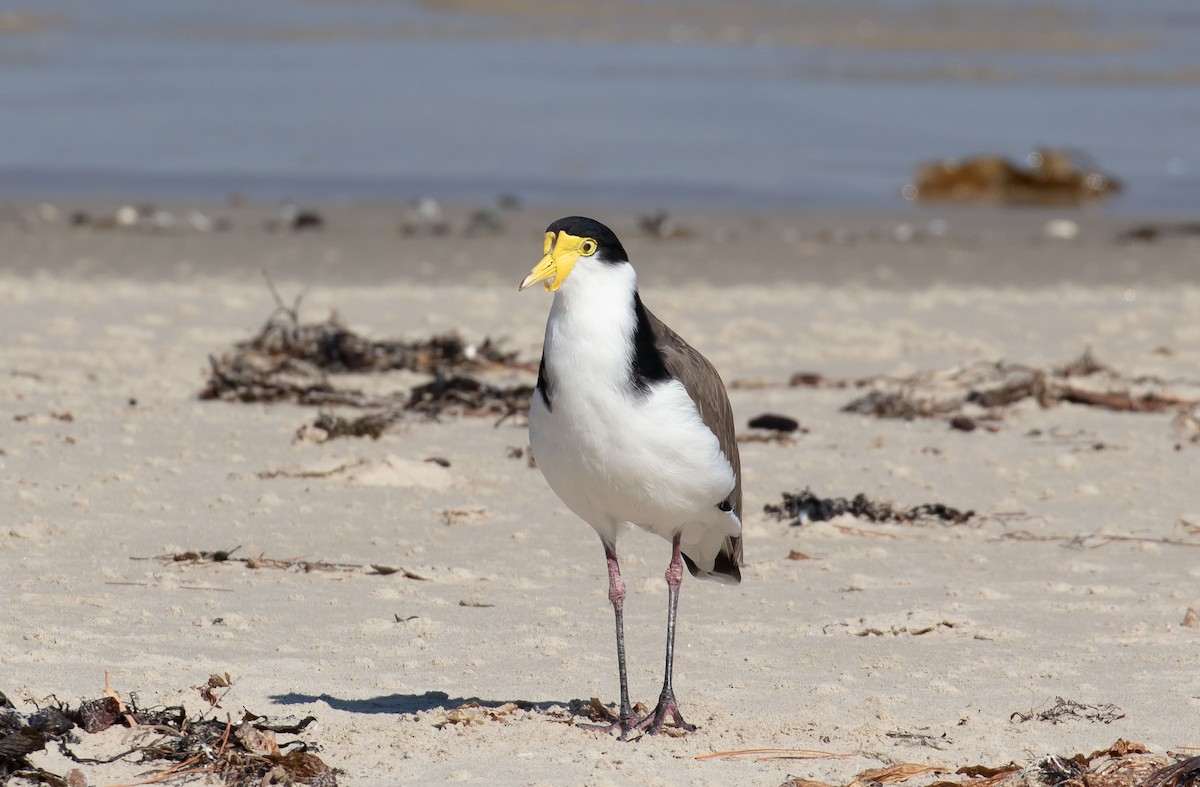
[[519, 216, 742, 739]]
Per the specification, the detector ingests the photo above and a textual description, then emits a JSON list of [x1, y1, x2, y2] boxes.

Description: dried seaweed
[[405, 373, 533, 419], [200, 290, 530, 422], [132, 547, 427, 578], [835, 351, 1199, 427], [0, 679, 335, 787], [906, 148, 1121, 206], [764, 488, 974, 527], [195, 673, 234, 709], [1143, 755, 1200, 787], [938, 744, 1182, 787], [200, 354, 393, 407], [885, 729, 953, 750], [1011, 697, 1125, 725], [842, 390, 960, 419], [788, 372, 853, 389], [1037, 754, 1090, 786], [310, 411, 392, 440], [857, 621, 957, 637], [224, 291, 517, 375], [742, 741, 1195, 787]]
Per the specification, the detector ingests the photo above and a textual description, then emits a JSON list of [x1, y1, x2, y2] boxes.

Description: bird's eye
[[580, 239, 597, 256]]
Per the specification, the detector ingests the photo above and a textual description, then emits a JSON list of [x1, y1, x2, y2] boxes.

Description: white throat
[[543, 258, 639, 395]]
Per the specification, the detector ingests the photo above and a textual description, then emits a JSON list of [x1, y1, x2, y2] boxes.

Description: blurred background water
[[0, 0, 1197, 213]]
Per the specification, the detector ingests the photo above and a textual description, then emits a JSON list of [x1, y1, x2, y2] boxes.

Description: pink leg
[[635, 533, 696, 734], [580, 546, 638, 739]]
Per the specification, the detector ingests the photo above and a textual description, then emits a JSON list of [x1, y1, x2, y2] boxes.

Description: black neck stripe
[[630, 292, 669, 392], [537, 355, 553, 410]]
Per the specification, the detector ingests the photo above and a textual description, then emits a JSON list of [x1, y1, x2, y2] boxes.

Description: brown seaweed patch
[[0, 677, 335, 786], [309, 411, 393, 440], [223, 284, 518, 375], [906, 149, 1121, 206], [856, 621, 958, 637], [406, 373, 534, 419], [1011, 697, 1125, 725], [833, 351, 1199, 430], [200, 286, 531, 423], [727, 740, 1193, 787], [133, 547, 428, 579], [194, 673, 234, 709]]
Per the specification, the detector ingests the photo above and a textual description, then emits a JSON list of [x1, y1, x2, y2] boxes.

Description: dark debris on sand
[[1011, 696, 1125, 725], [934, 741, 1197, 787], [772, 740, 1200, 787], [764, 488, 974, 527], [0, 682, 336, 787], [1117, 221, 1200, 243], [136, 546, 428, 579], [834, 350, 1199, 427], [406, 374, 534, 420], [227, 308, 517, 375], [200, 294, 534, 430], [311, 411, 393, 440]]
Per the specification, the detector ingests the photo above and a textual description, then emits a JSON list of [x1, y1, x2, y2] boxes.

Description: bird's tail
[[682, 535, 742, 585]]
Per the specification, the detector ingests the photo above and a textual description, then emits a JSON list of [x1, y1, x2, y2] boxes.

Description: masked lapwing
[[519, 216, 742, 738]]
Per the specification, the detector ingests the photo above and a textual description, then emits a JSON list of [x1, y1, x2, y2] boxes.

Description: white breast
[[528, 261, 737, 552]]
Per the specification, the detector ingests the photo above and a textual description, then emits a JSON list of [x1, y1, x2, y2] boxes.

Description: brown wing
[[643, 305, 744, 574]]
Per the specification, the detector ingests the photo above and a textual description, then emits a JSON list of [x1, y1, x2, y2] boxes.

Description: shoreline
[[2, 199, 1199, 289], [1, 170, 1196, 219]]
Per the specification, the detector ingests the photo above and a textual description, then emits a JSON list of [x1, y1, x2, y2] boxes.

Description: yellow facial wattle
[[518, 231, 596, 292]]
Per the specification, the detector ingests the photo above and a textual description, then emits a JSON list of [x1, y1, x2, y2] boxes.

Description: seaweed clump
[[199, 289, 534, 429], [906, 148, 1121, 206], [0, 680, 336, 786], [833, 350, 1199, 427], [764, 488, 973, 526]]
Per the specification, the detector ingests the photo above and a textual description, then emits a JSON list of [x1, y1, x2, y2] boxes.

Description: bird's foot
[[577, 699, 640, 740], [634, 693, 696, 736], [579, 717, 637, 740], [577, 700, 694, 739]]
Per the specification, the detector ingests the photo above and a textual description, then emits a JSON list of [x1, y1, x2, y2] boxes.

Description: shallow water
[[1, 0, 1197, 213]]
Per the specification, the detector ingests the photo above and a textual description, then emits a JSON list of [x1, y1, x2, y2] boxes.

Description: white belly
[[529, 378, 736, 548]]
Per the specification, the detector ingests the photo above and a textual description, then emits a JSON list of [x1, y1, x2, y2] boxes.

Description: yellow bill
[[519, 230, 593, 292]]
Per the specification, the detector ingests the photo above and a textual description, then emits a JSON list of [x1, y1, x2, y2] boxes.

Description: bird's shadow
[[270, 690, 593, 719]]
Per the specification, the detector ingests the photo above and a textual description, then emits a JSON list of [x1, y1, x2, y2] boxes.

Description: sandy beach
[[2, 201, 1199, 785]]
